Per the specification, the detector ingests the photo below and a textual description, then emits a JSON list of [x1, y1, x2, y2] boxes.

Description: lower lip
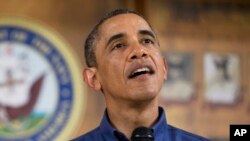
[[129, 73, 152, 80]]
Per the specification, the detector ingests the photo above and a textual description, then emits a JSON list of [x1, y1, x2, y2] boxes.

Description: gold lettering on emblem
[[32, 38, 51, 55], [0, 30, 7, 40], [11, 31, 27, 42]]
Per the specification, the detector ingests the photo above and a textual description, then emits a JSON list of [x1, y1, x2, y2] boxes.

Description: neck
[[106, 98, 159, 139]]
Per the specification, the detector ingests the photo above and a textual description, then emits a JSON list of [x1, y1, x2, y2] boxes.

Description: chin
[[129, 89, 159, 101]]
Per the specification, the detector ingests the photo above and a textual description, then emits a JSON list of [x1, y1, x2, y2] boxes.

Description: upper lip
[[127, 60, 155, 79]]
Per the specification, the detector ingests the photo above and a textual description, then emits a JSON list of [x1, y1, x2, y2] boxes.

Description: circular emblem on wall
[[0, 17, 85, 141]]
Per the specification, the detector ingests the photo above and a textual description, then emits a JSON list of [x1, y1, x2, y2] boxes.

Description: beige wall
[[0, 0, 249, 140]]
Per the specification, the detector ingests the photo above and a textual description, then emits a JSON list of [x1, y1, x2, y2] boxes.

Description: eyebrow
[[106, 30, 156, 47], [107, 33, 125, 46], [138, 30, 156, 39]]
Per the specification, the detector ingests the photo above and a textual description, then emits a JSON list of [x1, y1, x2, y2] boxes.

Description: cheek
[[99, 58, 124, 81], [98, 63, 125, 94], [154, 55, 167, 78], [151, 50, 164, 66], [149, 49, 163, 61]]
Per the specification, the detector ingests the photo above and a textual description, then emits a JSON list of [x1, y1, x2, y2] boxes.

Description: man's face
[[93, 13, 167, 102]]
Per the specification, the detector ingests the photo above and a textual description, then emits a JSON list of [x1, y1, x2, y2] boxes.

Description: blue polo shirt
[[72, 107, 210, 141]]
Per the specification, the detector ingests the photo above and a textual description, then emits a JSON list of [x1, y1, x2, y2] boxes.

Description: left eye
[[141, 39, 154, 45]]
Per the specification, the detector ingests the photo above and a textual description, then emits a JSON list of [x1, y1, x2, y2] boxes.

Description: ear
[[163, 57, 168, 80], [83, 67, 101, 91]]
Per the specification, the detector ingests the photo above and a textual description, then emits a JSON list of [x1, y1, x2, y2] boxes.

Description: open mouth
[[128, 66, 154, 79]]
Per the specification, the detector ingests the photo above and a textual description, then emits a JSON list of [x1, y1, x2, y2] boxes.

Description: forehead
[[98, 13, 153, 39]]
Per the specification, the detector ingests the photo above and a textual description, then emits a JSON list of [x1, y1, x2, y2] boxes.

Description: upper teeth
[[132, 67, 150, 75]]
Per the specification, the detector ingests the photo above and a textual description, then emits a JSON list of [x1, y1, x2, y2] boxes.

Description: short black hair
[[84, 9, 145, 67]]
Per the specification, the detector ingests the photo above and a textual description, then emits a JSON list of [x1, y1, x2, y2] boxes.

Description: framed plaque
[[204, 53, 241, 105], [160, 51, 195, 104]]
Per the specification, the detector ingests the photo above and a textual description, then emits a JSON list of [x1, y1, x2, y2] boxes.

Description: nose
[[128, 44, 148, 61]]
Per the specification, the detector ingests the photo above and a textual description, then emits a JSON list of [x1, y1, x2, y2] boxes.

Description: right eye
[[113, 43, 125, 50]]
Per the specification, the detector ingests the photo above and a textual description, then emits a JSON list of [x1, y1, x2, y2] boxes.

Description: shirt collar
[[99, 109, 119, 140], [99, 107, 168, 141], [152, 107, 169, 141]]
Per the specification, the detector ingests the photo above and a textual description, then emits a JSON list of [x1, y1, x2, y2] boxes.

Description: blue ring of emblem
[[0, 26, 73, 141]]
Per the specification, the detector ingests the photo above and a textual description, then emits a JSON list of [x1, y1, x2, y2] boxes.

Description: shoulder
[[167, 125, 210, 141], [70, 127, 101, 141]]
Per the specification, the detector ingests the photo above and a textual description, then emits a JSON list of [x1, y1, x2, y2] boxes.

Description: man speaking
[[72, 9, 210, 141]]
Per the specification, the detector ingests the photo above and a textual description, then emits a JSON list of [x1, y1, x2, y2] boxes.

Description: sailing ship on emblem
[[0, 46, 45, 126]]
